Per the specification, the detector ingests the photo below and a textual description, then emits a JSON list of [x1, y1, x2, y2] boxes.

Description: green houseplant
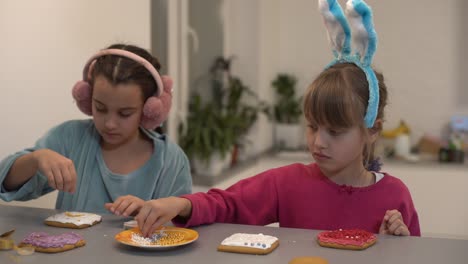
[[272, 74, 302, 124], [179, 95, 234, 164], [179, 57, 268, 176], [271, 73, 303, 149], [224, 77, 269, 165]]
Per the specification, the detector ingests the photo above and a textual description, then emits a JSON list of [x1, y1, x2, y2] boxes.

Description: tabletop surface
[[1, 204, 467, 264]]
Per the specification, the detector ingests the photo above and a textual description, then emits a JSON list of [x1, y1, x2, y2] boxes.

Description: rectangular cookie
[[44, 211, 102, 229], [217, 233, 279, 255], [317, 229, 377, 250]]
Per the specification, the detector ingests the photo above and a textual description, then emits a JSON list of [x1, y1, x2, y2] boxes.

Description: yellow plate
[[115, 227, 198, 249]]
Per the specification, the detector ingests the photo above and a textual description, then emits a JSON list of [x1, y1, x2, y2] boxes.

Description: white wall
[[0, 0, 151, 160], [227, 0, 468, 152], [3, 0, 464, 159], [384, 162, 468, 239], [225, 0, 281, 156]]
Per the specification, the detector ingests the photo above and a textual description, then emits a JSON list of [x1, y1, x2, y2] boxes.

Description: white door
[[152, 0, 227, 142]]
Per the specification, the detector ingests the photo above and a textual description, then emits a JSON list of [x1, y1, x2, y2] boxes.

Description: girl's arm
[[176, 171, 279, 227], [3, 152, 39, 191], [4, 149, 77, 193], [135, 170, 280, 237]]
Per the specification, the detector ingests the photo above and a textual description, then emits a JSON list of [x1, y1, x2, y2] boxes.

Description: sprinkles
[[130, 230, 185, 246]]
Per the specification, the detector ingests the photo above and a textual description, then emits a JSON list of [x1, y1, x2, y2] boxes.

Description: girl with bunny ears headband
[[131, 1, 419, 238], [315, 0, 386, 172]]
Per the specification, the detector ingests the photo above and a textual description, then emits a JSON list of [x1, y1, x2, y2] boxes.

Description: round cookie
[[289, 256, 329, 264], [45, 211, 102, 229]]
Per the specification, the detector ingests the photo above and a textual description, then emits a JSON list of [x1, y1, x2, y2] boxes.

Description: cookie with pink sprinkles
[[317, 229, 377, 250]]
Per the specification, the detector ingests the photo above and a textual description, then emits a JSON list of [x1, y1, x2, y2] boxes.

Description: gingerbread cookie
[[289, 256, 329, 264], [317, 229, 377, 250], [44, 211, 102, 229], [19, 232, 85, 253], [217, 233, 279, 255]]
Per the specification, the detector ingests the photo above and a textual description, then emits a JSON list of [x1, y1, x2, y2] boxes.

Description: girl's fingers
[[141, 208, 160, 237], [122, 202, 140, 217], [388, 219, 404, 234], [394, 225, 409, 236], [400, 226, 410, 236], [44, 169, 56, 189], [115, 199, 132, 216], [52, 167, 63, 190], [104, 203, 113, 211], [135, 204, 151, 232], [123, 199, 143, 217], [383, 210, 391, 221], [67, 163, 77, 193], [379, 217, 388, 234], [387, 211, 402, 225], [62, 165, 73, 193], [112, 198, 127, 215]]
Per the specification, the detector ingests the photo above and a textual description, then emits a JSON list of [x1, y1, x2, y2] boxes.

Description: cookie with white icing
[[44, 212, 102, 229], [217, 233, 279, 255]]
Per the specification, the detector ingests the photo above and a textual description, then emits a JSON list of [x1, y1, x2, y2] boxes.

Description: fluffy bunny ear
[[319, 0, 351, 58], [318, 0, 379, 128], [345, 0, 379, 127], [345, 0, 377, 66]]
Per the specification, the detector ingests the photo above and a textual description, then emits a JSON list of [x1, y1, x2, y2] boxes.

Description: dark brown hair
[[90, 44, 161, 102], [303, 63, 388, 169]]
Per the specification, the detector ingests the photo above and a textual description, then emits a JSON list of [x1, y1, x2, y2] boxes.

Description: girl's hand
[[105, 195, 145, 217], [135, 197, 192, 237], [379, 209, 410, 236], [33, 149, 77, 193]]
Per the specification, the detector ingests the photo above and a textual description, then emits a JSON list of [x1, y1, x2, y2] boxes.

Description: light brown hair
[[303, 63, 388, 169]]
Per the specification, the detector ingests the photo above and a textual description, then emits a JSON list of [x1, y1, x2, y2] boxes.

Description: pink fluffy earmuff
[[71, 49, 173, 130]]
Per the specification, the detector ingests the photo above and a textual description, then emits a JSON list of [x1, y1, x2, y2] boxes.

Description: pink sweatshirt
[[177, 163, 420, 236]]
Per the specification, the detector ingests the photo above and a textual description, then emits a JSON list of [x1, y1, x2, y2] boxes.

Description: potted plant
[[178, 95, 234, 177], [179, 56, 268, 176], [224, 77, 269, 165], [271, 73, 303, 149]]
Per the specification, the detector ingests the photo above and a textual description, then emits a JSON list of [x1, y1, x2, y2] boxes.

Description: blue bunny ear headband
[[318, 0, 379, 128]]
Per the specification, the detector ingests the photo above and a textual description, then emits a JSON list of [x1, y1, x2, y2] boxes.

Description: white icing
[[45, 212, 102, 226], [123, 220, 138, 230], [220, 233, 278, 249]]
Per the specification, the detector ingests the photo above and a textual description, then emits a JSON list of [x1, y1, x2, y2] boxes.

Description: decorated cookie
[[289, 256, 329, 264], [0, 237, 14, 250], [317, 229, 377, 250], [217, 233, 279, 255], [44, 211, 102, 229], [19, 232, 85, 253]]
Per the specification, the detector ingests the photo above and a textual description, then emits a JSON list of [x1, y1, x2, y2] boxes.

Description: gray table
[[1, 205, 467, 264]]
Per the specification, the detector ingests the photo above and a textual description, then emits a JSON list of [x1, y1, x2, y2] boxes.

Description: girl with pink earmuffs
[[0, 44, 192, 215]]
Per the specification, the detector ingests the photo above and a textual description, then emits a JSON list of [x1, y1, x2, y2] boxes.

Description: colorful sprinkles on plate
[[130, 230, 185, 246]]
